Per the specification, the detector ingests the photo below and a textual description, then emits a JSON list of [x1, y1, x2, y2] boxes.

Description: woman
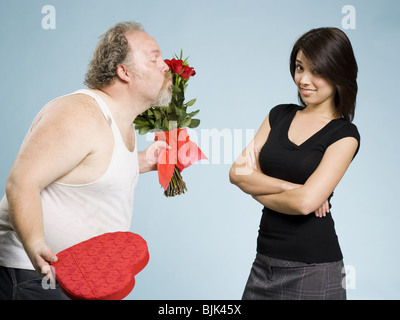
[[229, 27, 360, 300]]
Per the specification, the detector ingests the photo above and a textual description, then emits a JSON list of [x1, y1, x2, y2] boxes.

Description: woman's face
[[294, 50, 336, 109]]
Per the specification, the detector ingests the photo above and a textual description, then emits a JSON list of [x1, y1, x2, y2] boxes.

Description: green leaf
[[168, 102, 176, 114], [138, 126, 151, 135], [162, 117, 170, 131], [185, 99, 197, 107], [154, 118, 162, 130], [175, 107, 186, 118], [188, 118, 200, 128], [188, 109, 200, 117], [153, 109, 162, 120], [134, 117, 150, 126], [180, 116, 191, 128], [172, 84, 181, 93]]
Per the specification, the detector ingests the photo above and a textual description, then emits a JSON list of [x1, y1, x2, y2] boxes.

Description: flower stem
[[164, 166, 187, 197]]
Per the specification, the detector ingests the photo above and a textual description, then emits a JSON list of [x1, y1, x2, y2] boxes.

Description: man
[[0, 21, 172, 299]]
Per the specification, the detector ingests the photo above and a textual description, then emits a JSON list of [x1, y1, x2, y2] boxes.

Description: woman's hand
[[247, 147, 329, 217], [314, 199, 330, 218], [246, 147, 260, 172]]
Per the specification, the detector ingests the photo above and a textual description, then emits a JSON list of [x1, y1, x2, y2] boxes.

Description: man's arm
[[6, 97, 104, 275]]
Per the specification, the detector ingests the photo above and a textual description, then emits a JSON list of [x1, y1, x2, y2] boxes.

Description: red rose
[[180, 65, 196, 80], [170, 59, 184, 75]]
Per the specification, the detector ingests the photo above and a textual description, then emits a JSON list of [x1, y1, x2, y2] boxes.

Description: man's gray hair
[[84, 21, 144, 89]]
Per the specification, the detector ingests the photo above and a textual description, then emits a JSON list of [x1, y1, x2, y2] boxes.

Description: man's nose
[[161, 60, 170, 73]]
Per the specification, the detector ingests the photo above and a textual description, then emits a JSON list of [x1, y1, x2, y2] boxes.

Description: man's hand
[[27, 241, 58, 282], [139, 141, 171, 173]]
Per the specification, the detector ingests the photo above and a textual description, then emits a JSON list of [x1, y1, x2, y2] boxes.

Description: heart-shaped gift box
[[50, 232, 149, 300]]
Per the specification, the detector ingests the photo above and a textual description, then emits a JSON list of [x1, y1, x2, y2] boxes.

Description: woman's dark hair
[[289, 27, 358, 122]]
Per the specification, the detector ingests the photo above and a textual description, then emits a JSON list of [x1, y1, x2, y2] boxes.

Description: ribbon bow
[[154, 128, 207, 191]]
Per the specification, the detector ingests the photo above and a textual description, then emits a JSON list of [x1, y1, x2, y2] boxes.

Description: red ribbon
[[154, 128, 207, 191]]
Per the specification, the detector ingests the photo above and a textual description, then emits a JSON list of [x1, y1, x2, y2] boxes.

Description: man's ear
[[116, 64, 131, 83]]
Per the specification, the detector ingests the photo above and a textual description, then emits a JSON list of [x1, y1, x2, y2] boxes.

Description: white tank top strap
[[73, 89, 132, 152], [74, 89, 114, 126]]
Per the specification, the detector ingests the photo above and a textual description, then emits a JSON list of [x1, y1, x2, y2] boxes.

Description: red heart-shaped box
[[50, 232, 149, 300]]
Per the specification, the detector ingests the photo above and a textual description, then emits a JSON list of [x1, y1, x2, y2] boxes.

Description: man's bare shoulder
[[11, 92, 114, 188], [32, 92, 106, 131]]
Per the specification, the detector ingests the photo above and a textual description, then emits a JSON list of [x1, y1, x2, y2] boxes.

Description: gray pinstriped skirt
[[242, 253, 346, 300]]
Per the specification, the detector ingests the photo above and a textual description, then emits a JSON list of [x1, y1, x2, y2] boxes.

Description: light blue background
[[1, 0, 399, 300]]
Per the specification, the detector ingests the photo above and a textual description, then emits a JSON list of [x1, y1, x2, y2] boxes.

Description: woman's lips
[[300, 88, 316, 96]]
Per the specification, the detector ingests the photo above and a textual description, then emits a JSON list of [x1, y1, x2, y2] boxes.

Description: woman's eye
[[296, 65, 303, 71]]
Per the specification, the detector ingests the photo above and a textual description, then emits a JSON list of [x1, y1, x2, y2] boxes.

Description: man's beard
[[152, 73, 173, 107]]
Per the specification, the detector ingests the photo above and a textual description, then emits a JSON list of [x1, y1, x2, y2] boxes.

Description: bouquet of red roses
[[134, 51, 207, 197]]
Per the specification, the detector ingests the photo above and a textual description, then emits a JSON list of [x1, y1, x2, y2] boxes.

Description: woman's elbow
[[229, 165, 240, 185], [296, 197, 323, 216], [298, 206, 313, 216], [229, 165, 239, 185], [229, 162, 252, 184]]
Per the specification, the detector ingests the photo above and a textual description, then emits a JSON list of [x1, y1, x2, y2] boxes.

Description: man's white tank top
[[0, 89, 139, 270]]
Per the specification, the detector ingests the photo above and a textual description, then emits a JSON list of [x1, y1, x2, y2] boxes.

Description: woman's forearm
[[229, 164, 300, 195], [252, 186, 322, 216]]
